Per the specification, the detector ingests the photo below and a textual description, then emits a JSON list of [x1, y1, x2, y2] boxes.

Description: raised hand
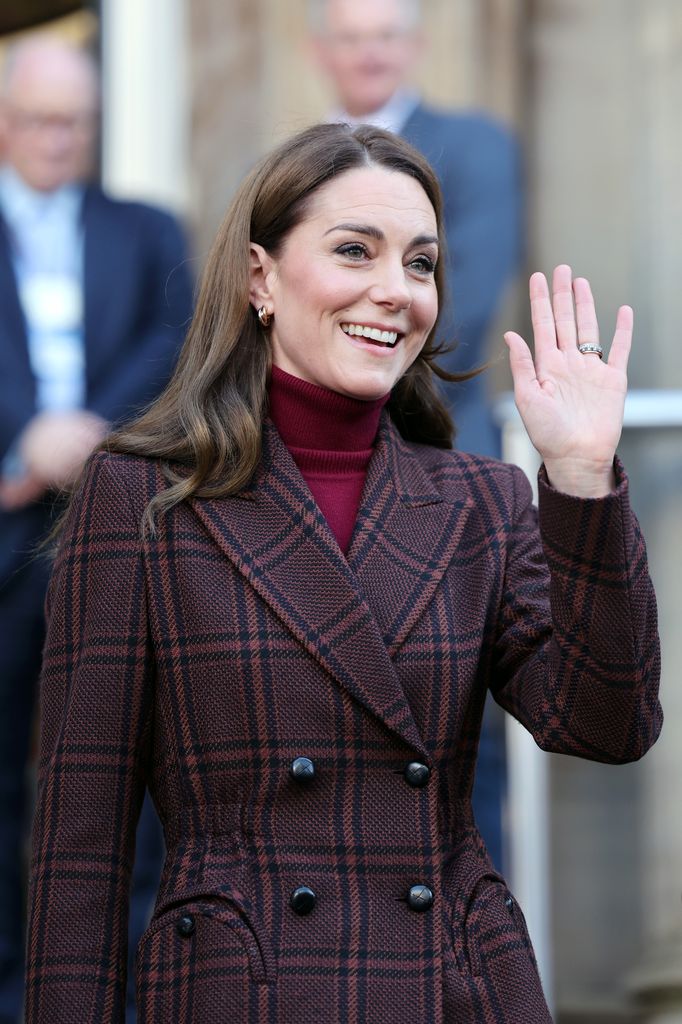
[[504, 264, 631, 497]]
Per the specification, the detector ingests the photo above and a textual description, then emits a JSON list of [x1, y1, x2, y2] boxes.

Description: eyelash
[[335, 243, 436, 275]]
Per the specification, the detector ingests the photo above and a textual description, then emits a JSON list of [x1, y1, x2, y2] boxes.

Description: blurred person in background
[[309, 0, 523, 872], [0, 35, 193, 1024]]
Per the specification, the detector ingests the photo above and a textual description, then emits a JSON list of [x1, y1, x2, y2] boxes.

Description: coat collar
[[190, 414, 473, 756]]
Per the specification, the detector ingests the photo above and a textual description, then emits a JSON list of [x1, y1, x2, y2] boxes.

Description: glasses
[[7, 107, 97, 135], [328, 28, 410, 50]]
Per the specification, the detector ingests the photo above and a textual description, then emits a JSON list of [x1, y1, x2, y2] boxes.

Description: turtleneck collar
[[268, 364, 389, 453]]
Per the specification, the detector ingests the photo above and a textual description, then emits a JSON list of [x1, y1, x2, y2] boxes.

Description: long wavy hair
[[106, 123, 476, 532]]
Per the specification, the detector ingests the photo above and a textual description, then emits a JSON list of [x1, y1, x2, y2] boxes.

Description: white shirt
[[327, 88, 420, 136]]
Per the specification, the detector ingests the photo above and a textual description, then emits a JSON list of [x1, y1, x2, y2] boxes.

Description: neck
[[268, 365, 388, 452], [266, 365, 390, 554]]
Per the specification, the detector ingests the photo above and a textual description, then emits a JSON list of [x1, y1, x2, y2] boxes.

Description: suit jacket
[[26, 417, 662, 1024], [402, 104, 524, 456], [0, 184, 193, 591]]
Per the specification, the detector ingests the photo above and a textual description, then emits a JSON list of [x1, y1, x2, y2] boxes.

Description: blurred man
[[310, 0, 523, 456], [0, 37, 192, 1023], [310, 0, 524, 871]]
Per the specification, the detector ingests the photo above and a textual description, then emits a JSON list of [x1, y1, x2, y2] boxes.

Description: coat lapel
[[190, 422, 428, 756], [348, 417, 474, 657]]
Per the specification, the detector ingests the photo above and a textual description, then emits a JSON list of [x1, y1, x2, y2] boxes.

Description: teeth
[[341, 323, 399, 346]]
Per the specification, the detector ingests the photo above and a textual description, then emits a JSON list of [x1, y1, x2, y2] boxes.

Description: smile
[[340, 323, 400, 347]]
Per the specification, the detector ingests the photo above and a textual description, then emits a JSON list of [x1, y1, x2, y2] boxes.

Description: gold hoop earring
[[257, 306, 272, 328]]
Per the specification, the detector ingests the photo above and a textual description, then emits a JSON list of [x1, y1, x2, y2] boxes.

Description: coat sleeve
[[490, 459, 662, 763], [25, 453, 153, 1023]]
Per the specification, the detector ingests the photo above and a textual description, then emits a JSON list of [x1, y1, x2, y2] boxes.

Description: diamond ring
[[578, 343, 603, 358]]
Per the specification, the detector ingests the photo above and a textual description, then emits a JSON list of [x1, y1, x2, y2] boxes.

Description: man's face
[[315, 0, 421, 117], [0, 51, 97, 193]]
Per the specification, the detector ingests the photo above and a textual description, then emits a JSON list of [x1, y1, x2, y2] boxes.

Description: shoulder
[[406, 102, 516, 150], [74, 449, 166, 520], [83, 186, 184, 232]]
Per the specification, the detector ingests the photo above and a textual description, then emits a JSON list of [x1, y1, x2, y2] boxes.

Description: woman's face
[[252, 165, 440, 400]]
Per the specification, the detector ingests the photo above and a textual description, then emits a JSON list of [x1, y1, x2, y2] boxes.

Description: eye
[[335, 242, 369, 260], [409, 254, 437, 275]]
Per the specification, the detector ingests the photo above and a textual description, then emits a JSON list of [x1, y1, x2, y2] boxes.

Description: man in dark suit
[[0, 36, 192, 1023], [310, 0, 524, 870]]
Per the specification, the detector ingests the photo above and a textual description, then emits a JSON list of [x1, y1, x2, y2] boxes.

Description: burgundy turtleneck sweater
[[268, 365, 389, 554]]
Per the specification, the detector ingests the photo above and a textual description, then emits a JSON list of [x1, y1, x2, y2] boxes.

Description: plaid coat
[[26, 415, 662, 1024]]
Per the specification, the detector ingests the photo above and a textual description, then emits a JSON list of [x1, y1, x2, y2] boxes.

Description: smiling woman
[[250, 165, 440, 400], [25, 123, 662, 1024], [90, 123, 470, 527]]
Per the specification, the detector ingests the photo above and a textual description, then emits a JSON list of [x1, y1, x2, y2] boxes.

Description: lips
[[340, 322, 401, 347]]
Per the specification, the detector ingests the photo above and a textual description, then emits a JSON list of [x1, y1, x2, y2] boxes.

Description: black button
[[290, 885, 317, 916], [504, 894, 515, 913], [290, 757, 315, 783], [407, 884, 434, 912], [176, 914, 195, 937], [404, 762, 431, 788]]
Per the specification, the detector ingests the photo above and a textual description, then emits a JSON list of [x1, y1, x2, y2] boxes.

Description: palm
[[506, 266, 631, 472]]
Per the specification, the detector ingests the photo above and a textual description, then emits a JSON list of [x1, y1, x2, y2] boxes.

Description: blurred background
[[1, 2, 681, 1023]]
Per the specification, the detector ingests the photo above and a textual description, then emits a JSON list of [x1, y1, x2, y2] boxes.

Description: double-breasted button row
[[289, 883, 434, 915], [291, 758, 431, 788], [291, 757, 431, 790]]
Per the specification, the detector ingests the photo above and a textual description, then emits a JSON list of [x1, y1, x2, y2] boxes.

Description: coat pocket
[[460, 875, 538, 979], [445, 868, 552, 1021], [135, 896, 275, 1024]]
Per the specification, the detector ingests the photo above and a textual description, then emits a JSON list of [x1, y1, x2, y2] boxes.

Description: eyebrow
[[324, 223, 439, 247]]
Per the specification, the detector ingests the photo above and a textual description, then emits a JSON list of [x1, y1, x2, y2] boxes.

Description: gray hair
[[307, 0, 422, 35], [0, 34, 99, 101]]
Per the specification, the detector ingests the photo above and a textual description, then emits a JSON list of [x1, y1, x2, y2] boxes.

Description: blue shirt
[[0, 166, 86, 476]]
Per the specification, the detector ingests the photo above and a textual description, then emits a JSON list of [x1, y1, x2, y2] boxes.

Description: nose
[[368, 258, 412, 311]]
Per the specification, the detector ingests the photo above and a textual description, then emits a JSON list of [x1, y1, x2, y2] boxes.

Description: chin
[[332, 370, 396, 402]]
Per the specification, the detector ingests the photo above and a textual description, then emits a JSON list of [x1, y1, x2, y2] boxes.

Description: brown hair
[[106, 123, 474, 532]]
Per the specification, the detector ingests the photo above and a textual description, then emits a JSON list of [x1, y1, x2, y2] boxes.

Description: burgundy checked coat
[[26, 415, 662, 1023]]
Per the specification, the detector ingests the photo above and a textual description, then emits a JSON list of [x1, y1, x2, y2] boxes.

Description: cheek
[[416, 288, 439, 334]]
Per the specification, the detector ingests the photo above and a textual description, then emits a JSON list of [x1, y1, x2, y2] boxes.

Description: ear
[[249, 243, 277, 313]]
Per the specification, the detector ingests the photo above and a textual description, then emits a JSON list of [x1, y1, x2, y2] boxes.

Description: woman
[[26, 124, 661, 1023]]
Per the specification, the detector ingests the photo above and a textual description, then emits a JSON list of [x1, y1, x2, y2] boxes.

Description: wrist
[[543, 456, 616, 498]]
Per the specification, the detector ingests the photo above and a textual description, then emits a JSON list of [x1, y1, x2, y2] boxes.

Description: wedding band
[[578, 343, 603, 358]]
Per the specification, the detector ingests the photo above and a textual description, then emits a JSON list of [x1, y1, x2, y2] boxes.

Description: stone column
[[626, 4, 682, 1018], [189, 0, 265, 254], [100, 0, 190, 214]]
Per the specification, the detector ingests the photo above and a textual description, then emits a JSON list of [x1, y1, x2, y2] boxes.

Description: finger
[[529, 272, 558, 358], [573, 277, 600, 348], [504, 331, 539, 404], [552, 264, 577, 351], [607, 305, 633, 372]]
